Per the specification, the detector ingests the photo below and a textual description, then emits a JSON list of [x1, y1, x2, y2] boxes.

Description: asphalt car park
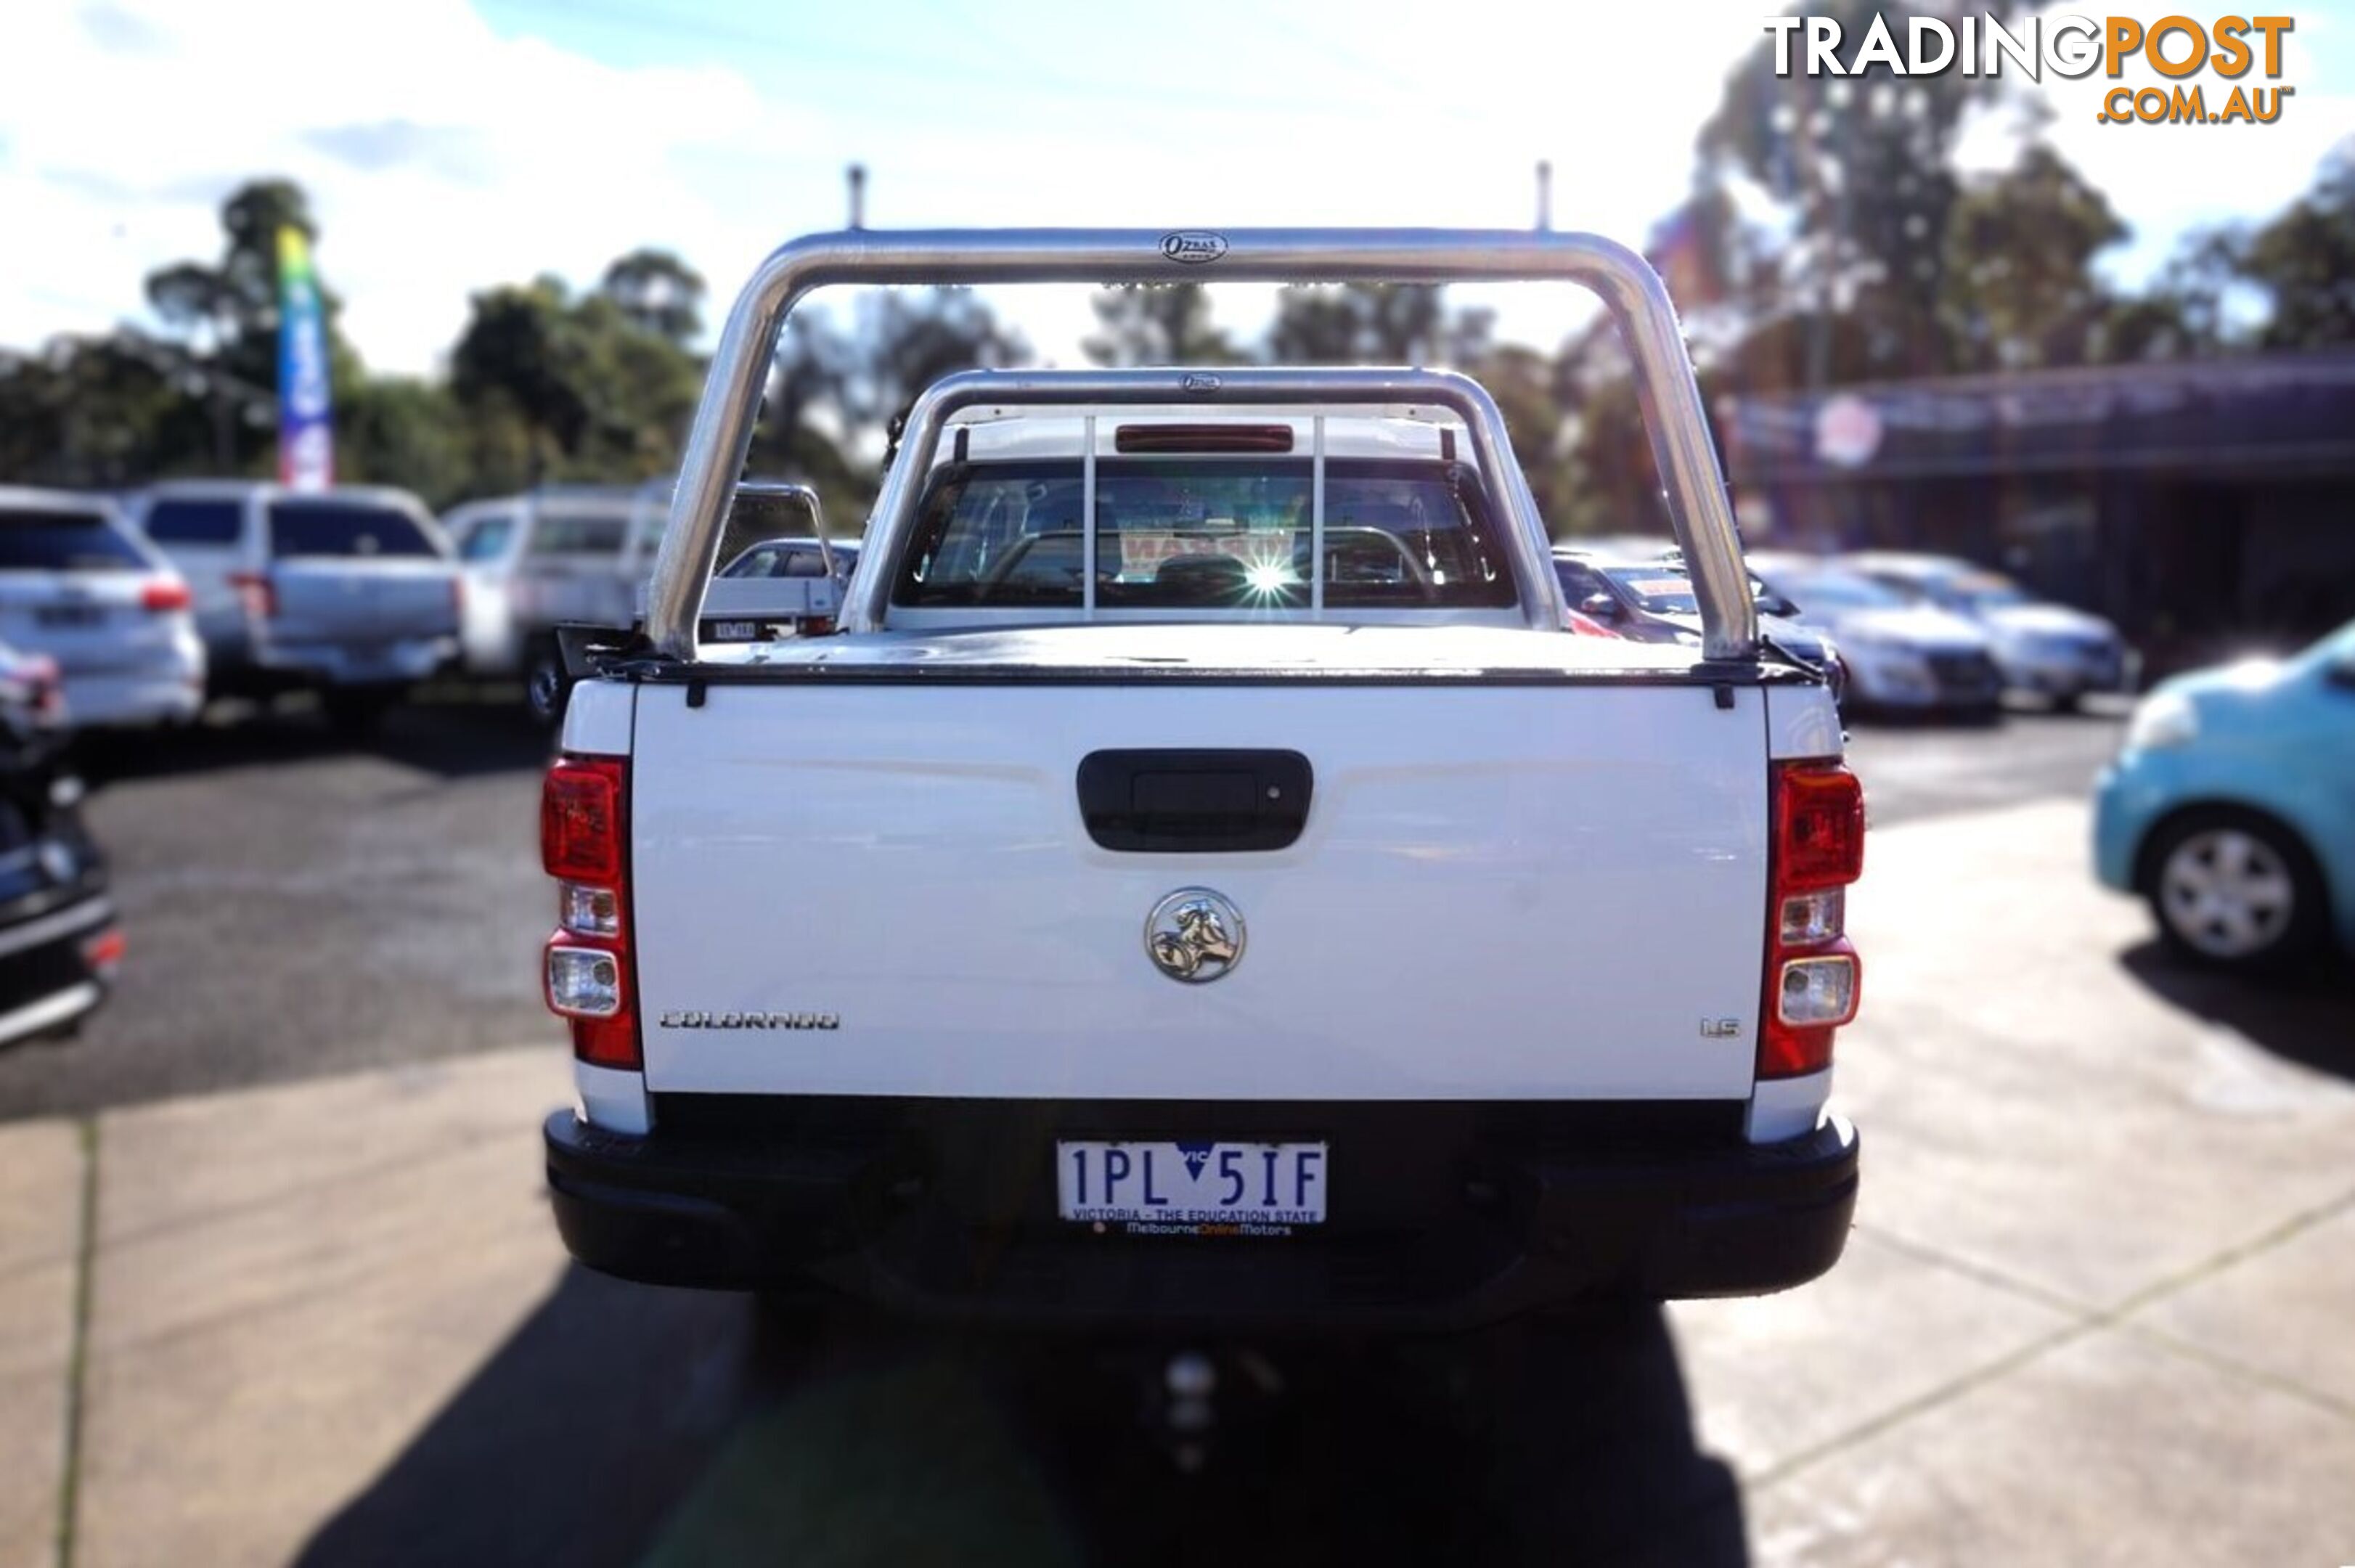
[[0, 691, 2348, 1564]]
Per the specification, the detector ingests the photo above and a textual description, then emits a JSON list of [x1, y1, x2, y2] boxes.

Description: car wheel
[[2144, 811, 2328, 971], [525, 645, 568, 728]]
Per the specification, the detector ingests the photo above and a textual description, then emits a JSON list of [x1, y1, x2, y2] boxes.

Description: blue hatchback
[[2094, 621, 2355, 971]]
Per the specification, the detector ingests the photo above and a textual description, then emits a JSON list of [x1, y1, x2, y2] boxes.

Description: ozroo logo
[[1160, 231, 1228, 265]]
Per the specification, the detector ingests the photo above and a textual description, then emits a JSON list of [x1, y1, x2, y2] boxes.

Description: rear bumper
[[1847, 653, 2003, 711], [249, 634, 457, 687], [0, 894, 115, 1049], [544, 1098, 1858, 1330], [61, 668, 205, 728]]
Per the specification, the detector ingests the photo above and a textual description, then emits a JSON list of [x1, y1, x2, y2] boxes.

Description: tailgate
[[629, 680, 1768, 1101], [272, 559, 457, 644], [0, 577, 175, 675]]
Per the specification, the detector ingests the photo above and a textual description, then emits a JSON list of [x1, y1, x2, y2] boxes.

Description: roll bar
[[644, 229, 1758, 661]]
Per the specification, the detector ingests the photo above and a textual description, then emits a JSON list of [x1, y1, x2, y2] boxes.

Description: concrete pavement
[[4, 798, 2351, 1564], [0, 1120, 81, 1568]]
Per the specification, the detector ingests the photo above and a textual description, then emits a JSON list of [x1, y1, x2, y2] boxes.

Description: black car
[[1552, 550, 1850, 706], [0, 645, 118, 1050]]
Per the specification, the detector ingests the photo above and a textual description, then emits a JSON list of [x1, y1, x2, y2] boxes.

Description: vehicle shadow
[[73, 689, 549, 787], [2118, 940, 2355, 1083], [294, 1269, 1747, 1568]]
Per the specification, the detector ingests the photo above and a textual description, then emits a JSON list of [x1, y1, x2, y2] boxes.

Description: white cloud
[[0, 0, 801, 372]]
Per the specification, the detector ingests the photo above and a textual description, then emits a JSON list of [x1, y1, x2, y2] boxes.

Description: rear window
[[267, 502, 438, 560], [0, 510, 150, 571], [723, 540, 857, 579], [1602, 565, 1699, 616], [455, 515, 515, 562], [525, 512, 628, 558], [142, 499, 242, 545], [894, 458, 1517, 611]]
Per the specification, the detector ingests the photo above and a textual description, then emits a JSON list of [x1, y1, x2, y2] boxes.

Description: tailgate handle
[[1077, 749, 1312, 853]]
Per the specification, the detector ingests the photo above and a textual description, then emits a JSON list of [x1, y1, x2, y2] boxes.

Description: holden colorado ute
[[536, 229, 1866, 1329]]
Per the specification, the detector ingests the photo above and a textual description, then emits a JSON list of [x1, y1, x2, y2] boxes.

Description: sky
[[1, 0, 2349, 377]]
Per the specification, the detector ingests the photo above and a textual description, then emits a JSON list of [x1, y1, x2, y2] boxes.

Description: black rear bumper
[[544, 1096, 1857, 1331]]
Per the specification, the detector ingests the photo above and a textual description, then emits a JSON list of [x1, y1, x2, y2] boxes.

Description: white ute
[[539, 229, 1866, 1329]]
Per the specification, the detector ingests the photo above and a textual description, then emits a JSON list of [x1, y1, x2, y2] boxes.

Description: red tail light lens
[[540, 753, 639, 1069], [1774, 763, 1866, 889], [1760, 759, 1866, 1080], [227, 571, 276, 620], [542, 758, 624, 881], [140, 581, 192, 612], [81, 927, 126, 979]]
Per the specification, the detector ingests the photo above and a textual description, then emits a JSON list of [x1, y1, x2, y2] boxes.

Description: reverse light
[[539, 753, 640, 1069], [1776, 950, 1860, 1026], [559, 881, 620, 936], [1760, 759, 1866, 1079], [545, 946, 622, 1017], [1778, 888, 1845, 945]]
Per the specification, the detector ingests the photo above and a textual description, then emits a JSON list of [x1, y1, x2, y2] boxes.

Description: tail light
[[81, 928, 126, 980], [540, 754, 639, 1068], [20, 655, 62, 721], [1760, 759, 1865, 1079], [228, 571, 276, 620], [140, 580, 192, 612], [449, 576, 465, 618]]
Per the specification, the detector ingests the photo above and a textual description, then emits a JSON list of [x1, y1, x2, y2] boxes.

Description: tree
[[1266, 283, 1446, 364], [137, 178, 358, 471], [600, 248, 706, 344], [2227, 150, 2355, 349], [1697, 0, 2017, 381], [1941, 144, 2127, 370], [448, 267, 704, 489], [842, 287, 1027, 432], [1083, 284, 1238, 367], [338, 377, 473, 508]]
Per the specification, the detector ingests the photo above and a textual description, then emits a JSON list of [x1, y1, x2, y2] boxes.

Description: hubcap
[[2159, 829, 2295, 958]]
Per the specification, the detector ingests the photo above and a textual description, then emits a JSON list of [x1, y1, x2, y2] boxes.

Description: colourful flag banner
[[276, 226, 334, 491]]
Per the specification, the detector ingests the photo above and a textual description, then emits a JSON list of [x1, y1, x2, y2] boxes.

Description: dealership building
[[1718, 348, 2355, 668]]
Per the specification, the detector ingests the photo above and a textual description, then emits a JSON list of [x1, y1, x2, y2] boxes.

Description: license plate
[[708, 620, 759, 642], [1056, 1140, 1327, 1233], [36, 606, 103, 627]]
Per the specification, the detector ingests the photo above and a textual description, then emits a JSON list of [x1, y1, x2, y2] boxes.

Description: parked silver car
[[129, 482, 460, 729], [442, 486, 669, 722], [1749, 551, 2004, 716], [1841, 552, 2136, 709], [444, 482, 833, 720], [0, 488, 204, 729]]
